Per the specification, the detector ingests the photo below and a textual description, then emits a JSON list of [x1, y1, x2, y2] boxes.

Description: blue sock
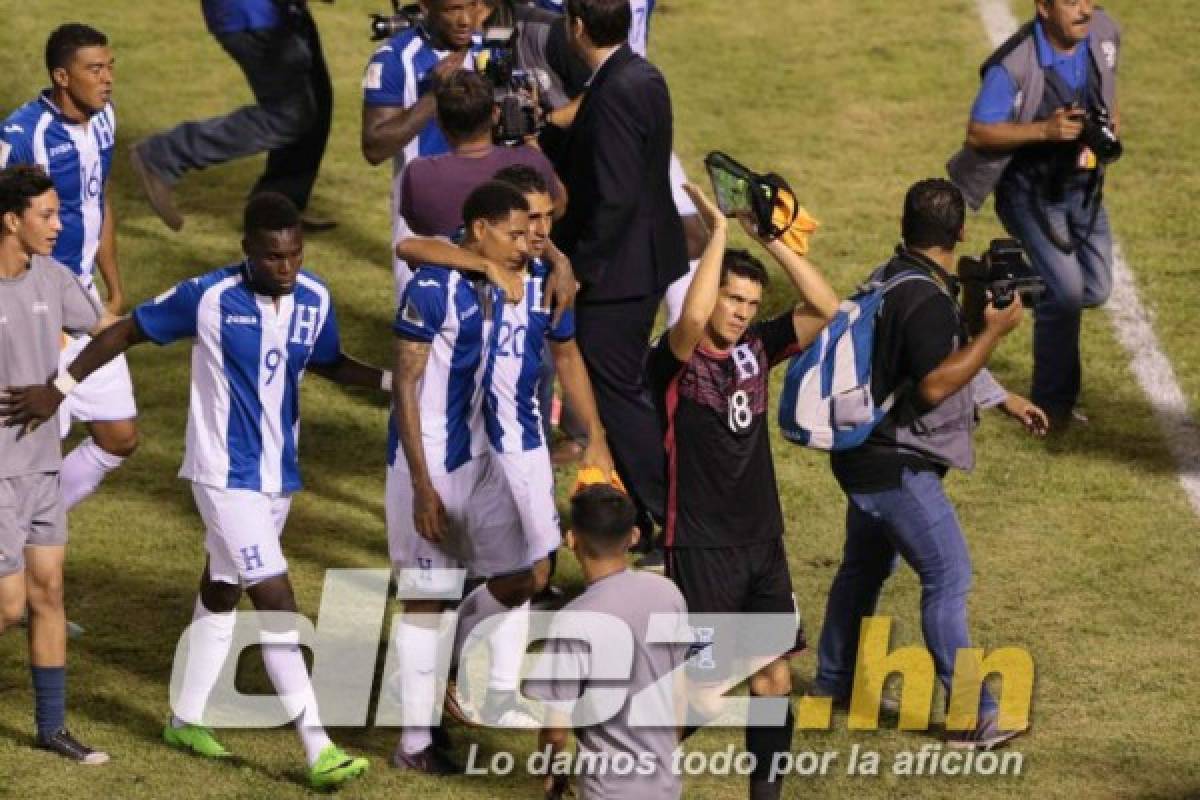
[[31, 666, 66, 736]]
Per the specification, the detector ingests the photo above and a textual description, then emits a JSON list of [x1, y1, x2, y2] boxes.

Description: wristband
[[53, 372, 78, 397], [381, 370, 394, 393]]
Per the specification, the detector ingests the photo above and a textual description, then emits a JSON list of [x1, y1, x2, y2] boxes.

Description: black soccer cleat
[[36, 728, 110, 765]]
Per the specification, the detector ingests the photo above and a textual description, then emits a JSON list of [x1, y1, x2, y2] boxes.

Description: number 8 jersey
[[0, 92, 115, 282], [131, 263, 341, 494], [647, 313, 802, 549]]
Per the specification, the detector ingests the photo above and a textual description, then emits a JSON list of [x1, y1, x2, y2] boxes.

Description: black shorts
[[667, 538, 806, 659]]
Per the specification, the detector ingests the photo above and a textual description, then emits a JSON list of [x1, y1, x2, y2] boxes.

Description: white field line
[[974, 0, 1200, 518]]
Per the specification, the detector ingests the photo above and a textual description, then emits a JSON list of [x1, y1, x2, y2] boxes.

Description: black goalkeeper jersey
[[647, 314, 800, 549]]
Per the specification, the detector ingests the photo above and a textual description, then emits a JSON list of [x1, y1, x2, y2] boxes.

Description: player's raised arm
[[666, 184, 727, 363], [739, 215, 839, 350]]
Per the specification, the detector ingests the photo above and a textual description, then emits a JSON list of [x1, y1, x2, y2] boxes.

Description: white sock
[[664, 258, 701, 329], [171, 597, 236, 726], [453, 583, 510, 660], [260, 631, 332, 766], [397, 620, 439, 755], [60, 437, 125, 510], [487, 601, 530, 692]]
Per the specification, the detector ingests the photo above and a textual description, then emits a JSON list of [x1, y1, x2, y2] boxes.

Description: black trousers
[[573, 293, 666, 524], [140, 12, 332, 211]]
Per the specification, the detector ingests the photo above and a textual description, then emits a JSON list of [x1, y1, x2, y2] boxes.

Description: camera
[[1080, 105, 1123, 165], [476, 26, 541, 145], [369, 0, 422, 41], [958, 238, 1046, 335]]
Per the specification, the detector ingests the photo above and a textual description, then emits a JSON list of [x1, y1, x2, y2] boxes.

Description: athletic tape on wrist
[[53, 373, 78, 397]]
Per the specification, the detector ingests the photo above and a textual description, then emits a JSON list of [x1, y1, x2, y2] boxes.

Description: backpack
[[777, 269, 945, 451]]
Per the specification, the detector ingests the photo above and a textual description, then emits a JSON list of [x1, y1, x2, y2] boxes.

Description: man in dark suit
[[551, 0, 688, 539]]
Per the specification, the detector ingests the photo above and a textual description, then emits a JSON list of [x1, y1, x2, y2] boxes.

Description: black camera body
[[1080, 105, 1122, 165], [958, 238, 1046, 335], [478, 26, 541, 145], [369, 1, 422, 41]]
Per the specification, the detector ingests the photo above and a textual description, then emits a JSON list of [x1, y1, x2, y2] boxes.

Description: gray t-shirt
[[529, 569, 689, 800], [0, 255, 101, 478]]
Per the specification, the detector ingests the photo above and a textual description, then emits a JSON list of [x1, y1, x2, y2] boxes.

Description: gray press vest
[[947, 9, 1120, 210]]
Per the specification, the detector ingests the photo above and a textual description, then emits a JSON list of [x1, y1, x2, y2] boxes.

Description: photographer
[[131, 0, 335, 232], [361, 0, 481, 295], [480, 0, 575, 125], [948, 0, 1121, 427], [813, 179, 1046, 750]]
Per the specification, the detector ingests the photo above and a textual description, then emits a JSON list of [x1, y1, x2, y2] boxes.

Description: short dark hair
[[566, 0, 631, 48], [493, 164, 550, 197], [436, 70, 495, 140], [462, 180, 529, 228], [720, 248, 770, 288], [0, 165, 56, 222], [45, 23, 108, 74], [243, 192, 300, 237], [901, 178, 965, 251], [570, 485, 637, 556]]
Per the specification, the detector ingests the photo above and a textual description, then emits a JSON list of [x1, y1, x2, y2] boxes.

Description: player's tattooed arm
[[550, 340, 613, 477], [668, 184, 727, 363], [309, 354, 388, 392], [393, 337, 449, 542], [395, 236, 525, 303], [0, 316, 145, 433]]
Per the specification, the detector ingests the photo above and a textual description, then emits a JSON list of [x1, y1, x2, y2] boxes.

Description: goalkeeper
[[645, 183, 837, 800]]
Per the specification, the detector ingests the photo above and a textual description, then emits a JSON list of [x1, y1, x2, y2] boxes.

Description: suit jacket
[[551, 44, 688, 304]]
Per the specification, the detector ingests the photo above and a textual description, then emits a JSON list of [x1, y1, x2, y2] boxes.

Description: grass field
[[2, 1, 1199, 797]]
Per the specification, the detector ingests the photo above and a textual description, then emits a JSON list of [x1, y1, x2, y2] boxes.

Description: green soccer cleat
[[162, 722, 232, 759], [308, 744, 369, 790]]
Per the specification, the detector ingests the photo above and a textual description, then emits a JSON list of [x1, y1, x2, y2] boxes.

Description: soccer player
[[361, 0, 484, 299], [0, 166, 113, 764], [387, 181, 539, 772], [398, 164, 613, 719], [4, 193, 377, 789], [646, 185, 838, 800], [0, 23, 138, 511], [528, 484, 690, 800]]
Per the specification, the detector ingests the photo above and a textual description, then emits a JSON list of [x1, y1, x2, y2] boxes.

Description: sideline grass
[[1, 1, 1197, 797]]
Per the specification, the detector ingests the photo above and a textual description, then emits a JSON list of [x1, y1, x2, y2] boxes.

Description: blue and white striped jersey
[[389, 266, 499, 474], [132, 264, 341, 494], [534, 0, 655, 57], [0, 93, 116, 280], [483, 260, 574, 453], [362, 27, 482, 171]]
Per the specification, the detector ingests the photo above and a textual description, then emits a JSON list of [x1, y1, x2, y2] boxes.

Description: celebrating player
[[647, 185, 838, 800], [3, 193, 378, 789], [0, 23, 138, 511], [387, 180, 543, 771]]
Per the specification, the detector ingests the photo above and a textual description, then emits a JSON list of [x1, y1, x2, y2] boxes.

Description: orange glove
[[572, 466, 627, 496], [772, 189, 820, 255]]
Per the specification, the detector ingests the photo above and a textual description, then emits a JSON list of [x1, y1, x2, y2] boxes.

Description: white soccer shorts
[[191, 483, 291, 586], [387, 454, 528, 596], [494, 447, 562, 564], [57, 332, 137, 438]]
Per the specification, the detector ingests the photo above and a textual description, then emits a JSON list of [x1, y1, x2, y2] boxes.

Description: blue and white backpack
[[778, 269, 945, 451]]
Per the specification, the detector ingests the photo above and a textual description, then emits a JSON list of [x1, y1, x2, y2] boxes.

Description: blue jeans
[[140, 13, 332, 211], [814, 468, 996, 716], [995, 173, 1113, 417]]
